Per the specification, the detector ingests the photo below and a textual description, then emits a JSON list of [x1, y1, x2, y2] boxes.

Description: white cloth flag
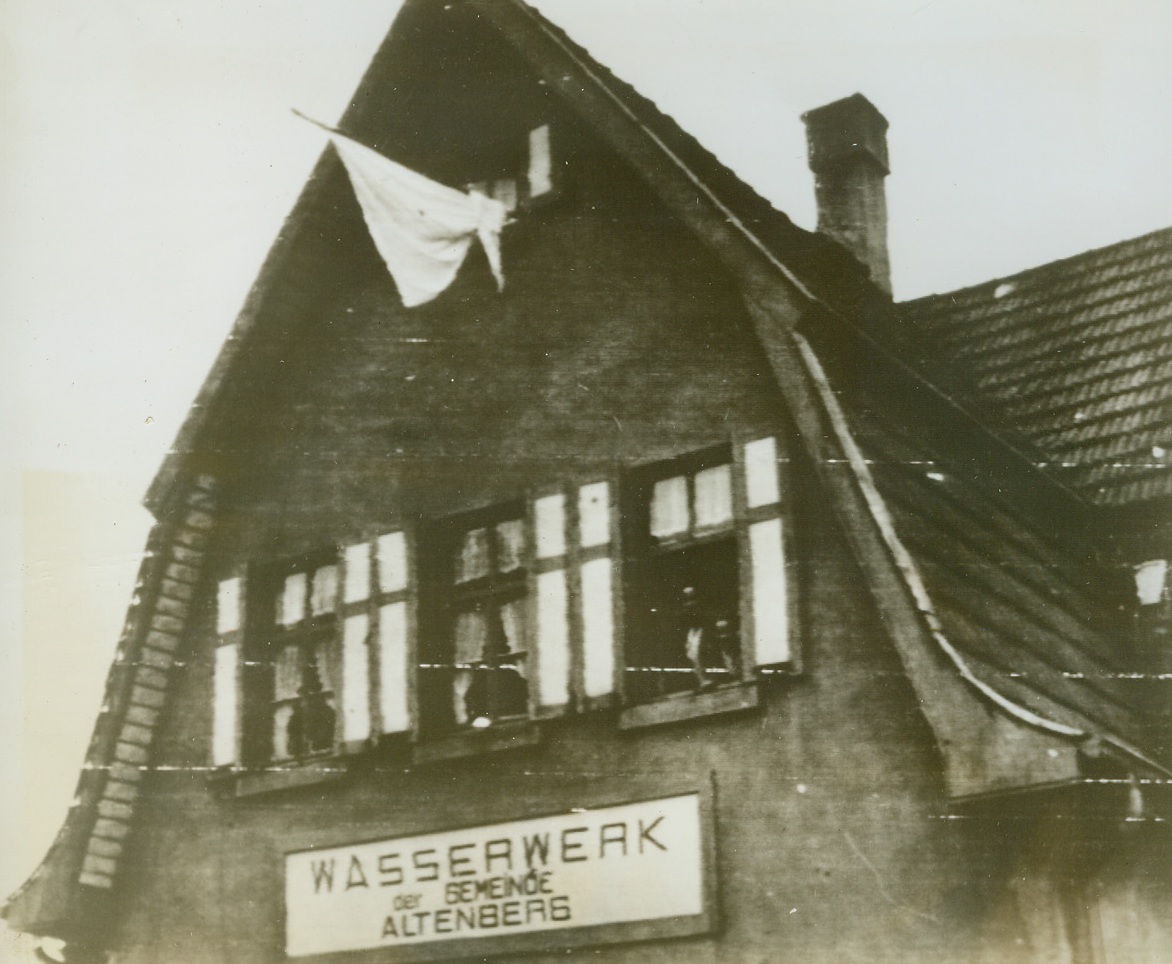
[[330, 133, 507, 307]]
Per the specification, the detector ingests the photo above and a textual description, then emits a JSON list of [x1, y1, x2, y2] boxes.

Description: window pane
[[279, 573, 307, 626], [216, 578, 241, 635], [274, 645, 302, 702], [377, 531, 408, 594], [744, 436, 780, 508], [310, 641, 332, 693], [534, 494, 566, 559], [455, 528, 491, 583], [694, 464, 733, 529], [499, 599, 528, 667], [341, 615, 370, 744], [378, 602, 410, 735], [343, 544, 371, 603], [310, 565, 338, 616], [578, 481, 610, 549], [496, 518, 527, 573], [212, 643, 239, 766], [528, 124, 553, 197], [650, 476, 689, 539], [453, 610, 488, 665], [272, 704, 294, 761]]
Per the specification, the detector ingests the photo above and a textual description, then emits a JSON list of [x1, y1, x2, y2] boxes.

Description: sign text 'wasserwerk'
[[284, 793, 705, 957]]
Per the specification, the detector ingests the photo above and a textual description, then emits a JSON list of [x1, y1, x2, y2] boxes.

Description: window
[[425, 509, 531, 731], [625, 451, 742, 704], [466, 124, 556, 214], [214, 530, 416, 777], [260, 557, 340, 762], [527, 124, 553, 198]]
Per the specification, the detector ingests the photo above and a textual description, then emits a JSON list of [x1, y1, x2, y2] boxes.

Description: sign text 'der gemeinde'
[[284, 793, 705, 957]]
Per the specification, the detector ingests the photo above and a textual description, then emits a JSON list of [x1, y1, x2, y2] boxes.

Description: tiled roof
[[891, 228, 1172, 506], [799, 292, 1171, 768], [867, 421, 1161, 756]]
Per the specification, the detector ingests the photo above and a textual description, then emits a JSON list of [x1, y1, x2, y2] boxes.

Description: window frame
[[420, 501, 535, 735], [465, 122, 560, 215], [621, 445, 750, 708], [242, 551, 342, 766]]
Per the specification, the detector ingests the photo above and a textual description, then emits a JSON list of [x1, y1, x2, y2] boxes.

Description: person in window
[[286, 664, 336, 756], [682, 584, 739, 689], [462, 605, 528, 727], [464, 652, 528, 728]]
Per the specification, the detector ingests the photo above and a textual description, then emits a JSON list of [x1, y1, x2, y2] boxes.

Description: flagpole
[[291, 108, 342, 137]]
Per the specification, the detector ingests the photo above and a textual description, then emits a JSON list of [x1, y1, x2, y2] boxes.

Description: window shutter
[[739, 436, 792, 669], [576, 481, 617, 705], [213, 575, 244, 766], [530, 492, 571, 716], [527, 124, 553, 198], [374, 530, 413, 736], [339, 541, 374, 751]]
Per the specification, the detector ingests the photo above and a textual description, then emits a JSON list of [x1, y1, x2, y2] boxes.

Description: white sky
[[2, 0, 1171, 913]]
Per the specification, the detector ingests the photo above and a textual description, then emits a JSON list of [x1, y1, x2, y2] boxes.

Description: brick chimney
[[802, 93, 891, 295]]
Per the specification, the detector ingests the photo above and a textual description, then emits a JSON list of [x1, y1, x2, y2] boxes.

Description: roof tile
[[893, 227, 1172, 504]]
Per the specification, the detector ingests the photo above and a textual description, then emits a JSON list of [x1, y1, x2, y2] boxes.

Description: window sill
[[413, 719, 543, 765], [618, 680, 759, 731], [209, 757, 350, 798]]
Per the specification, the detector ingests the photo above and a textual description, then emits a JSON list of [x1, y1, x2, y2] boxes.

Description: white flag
[[330, 133, 507, 307]]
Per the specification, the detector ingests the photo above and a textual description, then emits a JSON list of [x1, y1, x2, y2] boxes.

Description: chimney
[[802, 93, 891, 295]]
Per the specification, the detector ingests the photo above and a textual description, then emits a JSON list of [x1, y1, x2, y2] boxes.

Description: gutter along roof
[[7, 0, 1170, 942]]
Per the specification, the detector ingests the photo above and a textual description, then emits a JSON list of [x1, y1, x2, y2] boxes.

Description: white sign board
[[285, 793, 705, 958]]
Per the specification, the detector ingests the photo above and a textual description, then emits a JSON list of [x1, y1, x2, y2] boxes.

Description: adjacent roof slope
[[794, 301, 1170, 779], [852, 406, 1159, 755], [890, 227, 1172, 506]]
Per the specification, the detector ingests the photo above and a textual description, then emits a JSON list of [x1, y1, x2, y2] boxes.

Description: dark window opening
[[625, 451, 743, 705], [627, 540, 740, 702]]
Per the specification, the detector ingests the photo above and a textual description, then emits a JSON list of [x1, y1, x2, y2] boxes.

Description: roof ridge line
[[898, 224, 1172, 308]]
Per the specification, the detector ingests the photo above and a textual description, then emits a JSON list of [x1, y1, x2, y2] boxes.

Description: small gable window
[[466, 124, 557, 214], [527, 124, 553, 199]]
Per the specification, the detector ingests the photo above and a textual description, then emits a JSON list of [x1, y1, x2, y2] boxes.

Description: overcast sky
[[3, 0, 1172, 912]]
